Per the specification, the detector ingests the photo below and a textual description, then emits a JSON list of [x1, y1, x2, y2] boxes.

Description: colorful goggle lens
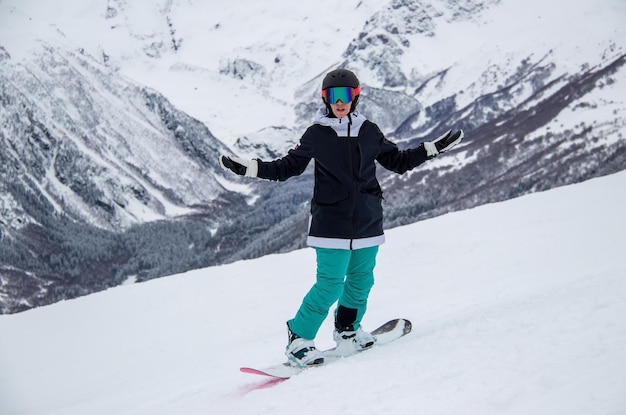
[[323, 86, 360, 104]]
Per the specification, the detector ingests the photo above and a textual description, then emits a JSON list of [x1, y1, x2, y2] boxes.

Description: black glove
[[219, 155, 258, 177], [424, 130, 464, 157]]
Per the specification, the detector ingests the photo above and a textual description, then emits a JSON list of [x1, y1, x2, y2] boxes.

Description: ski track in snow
[[1, 171, 625, 415]]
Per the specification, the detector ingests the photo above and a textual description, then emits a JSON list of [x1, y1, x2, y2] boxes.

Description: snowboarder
[[219, 68, 463, 367]]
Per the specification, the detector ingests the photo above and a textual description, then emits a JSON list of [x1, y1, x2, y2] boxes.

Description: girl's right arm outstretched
[[219, 129, 314, 181]]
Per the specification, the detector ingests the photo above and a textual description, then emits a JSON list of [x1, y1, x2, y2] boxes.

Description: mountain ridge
[[0, 0, 624, 313]]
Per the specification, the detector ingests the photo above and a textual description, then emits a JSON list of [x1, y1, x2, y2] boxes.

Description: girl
[[220, 68, 463, 367]]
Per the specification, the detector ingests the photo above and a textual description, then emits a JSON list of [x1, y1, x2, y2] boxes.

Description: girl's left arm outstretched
[[377, 129, 464, 174]]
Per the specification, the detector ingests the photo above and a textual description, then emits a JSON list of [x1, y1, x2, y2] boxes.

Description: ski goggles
[[322, 86, 361, 104]]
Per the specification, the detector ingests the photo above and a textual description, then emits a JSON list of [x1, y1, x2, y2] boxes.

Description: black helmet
[[322, 68, 360, 89], [321, 68, 361, 116]]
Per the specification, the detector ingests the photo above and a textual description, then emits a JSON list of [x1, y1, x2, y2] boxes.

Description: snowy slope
[[2, 0, 623, 142], [1, 171, 625, 415], [0, 0, 381, 143]]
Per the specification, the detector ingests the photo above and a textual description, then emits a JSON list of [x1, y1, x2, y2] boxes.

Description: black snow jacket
[[256, 109, 430, 249]]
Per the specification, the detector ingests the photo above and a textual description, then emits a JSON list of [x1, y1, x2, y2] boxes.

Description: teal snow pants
[[288, 246, 378, 340]]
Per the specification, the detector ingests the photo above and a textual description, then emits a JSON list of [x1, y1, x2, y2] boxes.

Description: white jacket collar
[[313, 107, 367, 138]]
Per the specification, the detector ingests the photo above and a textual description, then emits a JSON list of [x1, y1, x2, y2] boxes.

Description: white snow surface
[[1, 171, 625, 415]]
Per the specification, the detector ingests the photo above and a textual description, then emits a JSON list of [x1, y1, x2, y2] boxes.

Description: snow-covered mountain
[[1, 170, 625, 415], [1, 0, 625, 313]]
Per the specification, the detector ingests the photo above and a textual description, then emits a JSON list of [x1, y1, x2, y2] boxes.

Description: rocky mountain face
[[1, 0, 625, 313], [382, 53, 626, 229], [0, 44, 257, 312]]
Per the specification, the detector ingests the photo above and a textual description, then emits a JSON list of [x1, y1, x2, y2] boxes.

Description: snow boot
[[285, 322, 324, 367], [333, 326, 377, 356]]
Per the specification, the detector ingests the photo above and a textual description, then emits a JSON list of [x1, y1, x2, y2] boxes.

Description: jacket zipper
[[348, 114, 355, 250]]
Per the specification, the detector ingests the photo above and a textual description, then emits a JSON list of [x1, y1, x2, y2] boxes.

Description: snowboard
[[240, 318, 411, 379]]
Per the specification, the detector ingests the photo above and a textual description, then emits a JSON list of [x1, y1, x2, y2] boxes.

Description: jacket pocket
[[361, 187, 383, 200], [313, 188, 350, 206]]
